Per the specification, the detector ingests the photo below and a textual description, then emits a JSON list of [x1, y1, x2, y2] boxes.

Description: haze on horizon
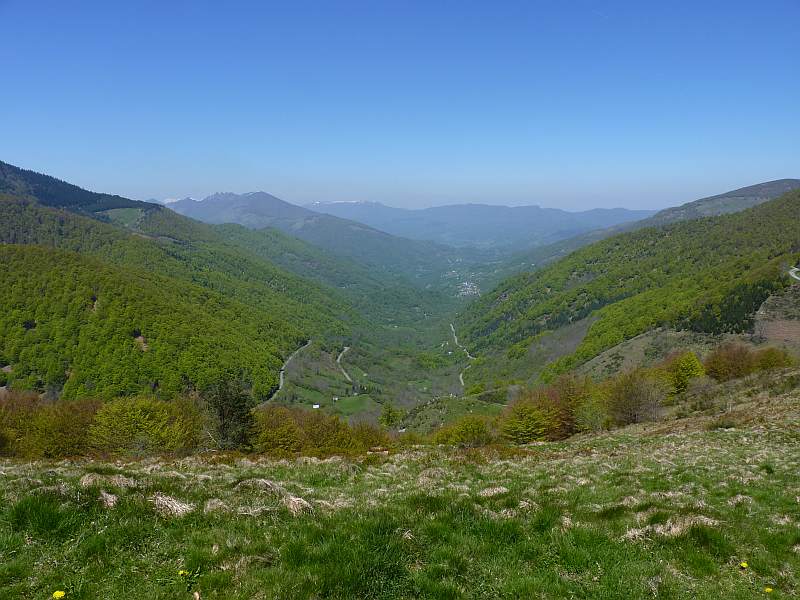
[[1, 1, 798, 211]]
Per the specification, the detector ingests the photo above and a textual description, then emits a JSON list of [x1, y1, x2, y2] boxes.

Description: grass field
[[1, 389, 799, 599]]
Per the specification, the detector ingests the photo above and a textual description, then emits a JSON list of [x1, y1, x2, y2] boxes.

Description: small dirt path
[[337, 346, 352, 383]]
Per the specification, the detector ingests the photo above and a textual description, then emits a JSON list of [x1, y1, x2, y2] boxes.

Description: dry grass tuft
[[623, 515, 718, 541], [234, 478, 286, 495], [478, 486, 509, 497], [283, 495, 313, 516], [151, 493, 194, 517], [99, 490, 118, 508], [80, 473, 138, 489]]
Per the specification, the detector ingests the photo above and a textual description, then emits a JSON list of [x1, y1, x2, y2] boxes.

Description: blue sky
[[1, 1, 798, 210]]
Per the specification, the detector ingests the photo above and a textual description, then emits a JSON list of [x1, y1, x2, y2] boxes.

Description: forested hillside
[[457, 189, 800, 384], [214, 223, 454, 324], [497, 179, 800, 283], [0, 194, 349, 399], [170, 191, 482, 286], [0, 160, 152, 214]]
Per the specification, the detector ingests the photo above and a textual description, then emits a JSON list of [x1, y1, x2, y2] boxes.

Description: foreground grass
[[1, 393, 799, 598]]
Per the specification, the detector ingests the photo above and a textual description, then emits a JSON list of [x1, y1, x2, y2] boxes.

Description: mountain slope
[[308, 200, 654, 250], [457, 189, 800, 384], [643, 178, 800, 227], [0, 160, 152, 214], [0, 168, 351, 399], [170, 192, 473, 285], [498, 179, 800, 281]]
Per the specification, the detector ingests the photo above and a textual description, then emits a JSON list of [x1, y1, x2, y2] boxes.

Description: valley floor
[[2, 390, 799, 598]]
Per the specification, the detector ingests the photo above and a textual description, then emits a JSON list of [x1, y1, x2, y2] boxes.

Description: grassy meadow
[[2, 387, 798, 599]]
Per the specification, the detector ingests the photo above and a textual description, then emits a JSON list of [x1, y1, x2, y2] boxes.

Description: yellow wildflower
[[52, 592, 66, 599], [739, 562, 748, 569], [178, 570, 190, 576], [765, 588, 773, 593]]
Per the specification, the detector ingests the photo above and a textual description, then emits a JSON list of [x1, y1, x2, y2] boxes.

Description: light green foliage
[[251, 406, 304, 455], [88, 396, 205, 455], [664, 351, 705, 394], [459, 190, 800, 382], [433, 415, 494, 447], [500, 399, 554, 444], [0, 198, 347, 399]]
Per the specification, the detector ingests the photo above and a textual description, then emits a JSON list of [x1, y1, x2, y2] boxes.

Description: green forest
[[457, 189, 800, 383]]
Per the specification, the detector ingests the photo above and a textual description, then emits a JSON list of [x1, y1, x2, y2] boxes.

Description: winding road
[[450, 323, 476, 390], [790, 267, 800, 282], [274, 339, 312, 396], [337, 346, 352, 383], [450, 323, 475, 360]]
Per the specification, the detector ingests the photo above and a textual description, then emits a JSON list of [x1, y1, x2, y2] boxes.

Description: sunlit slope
[[458, 189, 800, 382]]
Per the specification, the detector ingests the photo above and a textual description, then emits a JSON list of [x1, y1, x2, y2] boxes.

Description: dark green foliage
[[686, 280, 781, 334], [202, 379, 254, 449], [0, 161, 152, 213]]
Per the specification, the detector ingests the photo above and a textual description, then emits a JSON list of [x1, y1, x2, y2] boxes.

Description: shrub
[[573, 390, 610, 432], [89, 396, 205, 455], [661, 351, 705, 394], [433, 415, 494, 448], [0, 391, 40, 456], [19, 398, 101, 458], [202, 379, 255, 449], [704, 343, 756, 381], [685, 376, 719, 411], [499, 375, 595, 442], [606, 370, 667, 425], [500, 398, 556, 444], [292, 409, 357, 456], [251, 406, 304, 455], [251, 406, 368, 457], [351, 421, 390, 450], [378, 403, 404, 428], [754, 347, 795, 372]]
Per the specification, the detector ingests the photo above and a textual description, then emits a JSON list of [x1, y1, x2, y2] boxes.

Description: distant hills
[[307, 200, 655, 251], [640, 178, 800, 228], [169, 192, 472, 285], [499, 179, 800, 278]]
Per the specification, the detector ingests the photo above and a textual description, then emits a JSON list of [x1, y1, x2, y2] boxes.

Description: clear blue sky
[[1, 1, 798, 210]]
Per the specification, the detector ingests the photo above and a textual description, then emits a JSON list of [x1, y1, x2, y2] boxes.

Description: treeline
[[0, 160, 150, 213], [1, 342, 792, 459], [458, 189, 800, 380], [0, 387, 388, 459]]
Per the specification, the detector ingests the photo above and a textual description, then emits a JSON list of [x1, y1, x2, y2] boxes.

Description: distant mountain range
[[168, 192, 471, 285], [305, 200, 655, 250], [498, 179, 800, 278]]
